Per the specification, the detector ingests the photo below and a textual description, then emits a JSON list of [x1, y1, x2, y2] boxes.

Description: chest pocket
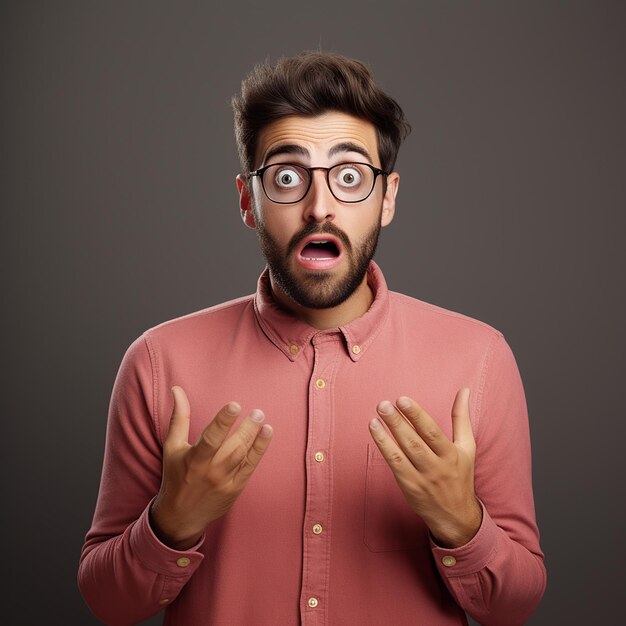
[[364, 444, 430, 552]]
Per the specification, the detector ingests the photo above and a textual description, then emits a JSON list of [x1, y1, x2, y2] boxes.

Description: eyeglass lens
[[261, 163, 376, 203]]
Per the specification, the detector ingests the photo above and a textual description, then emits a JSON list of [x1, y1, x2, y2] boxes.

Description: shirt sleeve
[[429, 333, 547, 626], [77, 333, 204, 625]]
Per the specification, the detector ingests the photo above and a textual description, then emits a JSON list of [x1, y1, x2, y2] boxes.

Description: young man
[[79, 52, 546, 625]]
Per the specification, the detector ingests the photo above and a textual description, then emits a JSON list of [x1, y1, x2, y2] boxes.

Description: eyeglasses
[[249, 162, 387, 204]]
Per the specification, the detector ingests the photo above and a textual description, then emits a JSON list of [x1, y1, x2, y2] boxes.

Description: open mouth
[[296, 235, 344, 270], [300, 240, 340, 260]]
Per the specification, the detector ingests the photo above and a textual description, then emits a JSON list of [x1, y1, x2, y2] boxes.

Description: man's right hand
[[150, 385, 273, 550]]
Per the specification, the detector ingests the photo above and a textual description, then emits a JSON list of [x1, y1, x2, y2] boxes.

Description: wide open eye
[[335, 165, 363, 188], [273, 166, 305, 188]]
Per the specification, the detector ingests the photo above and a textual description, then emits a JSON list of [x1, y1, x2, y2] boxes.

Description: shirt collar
[[253, 260, 390, 362]]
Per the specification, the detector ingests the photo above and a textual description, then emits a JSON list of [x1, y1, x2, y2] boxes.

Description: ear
[[236, 174, 257, 229], [380, 171, 400, 227]]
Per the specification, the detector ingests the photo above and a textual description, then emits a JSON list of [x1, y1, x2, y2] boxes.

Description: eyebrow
[[262, 141, 374, 165], [263, 144, 309, 164], [328, 142, 374, 163]]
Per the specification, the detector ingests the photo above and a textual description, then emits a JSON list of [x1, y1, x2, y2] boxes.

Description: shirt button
[[315, 378, 326, 389], [308, 597, 319, 608], [312, 523, 323, 535], [314, 451, 325, 462], [176, 557, 191, 568], [352, 344, 361, 354], [289, 344, 299, 355], [441, 555, 457, 567], [159, 598, 171, 605]]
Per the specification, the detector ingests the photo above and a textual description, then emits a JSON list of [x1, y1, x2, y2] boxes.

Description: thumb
[[451, 387, 475, 452], [165, 385, 191, 449]]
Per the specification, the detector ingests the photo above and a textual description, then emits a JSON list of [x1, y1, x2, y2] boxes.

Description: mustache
[[286, 222, 352, 256]]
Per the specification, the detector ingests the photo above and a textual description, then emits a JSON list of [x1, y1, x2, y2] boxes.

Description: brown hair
[[232, 51, 411, 177]]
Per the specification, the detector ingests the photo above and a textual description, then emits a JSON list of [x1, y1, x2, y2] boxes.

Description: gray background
[[2, 1, 624, 624]]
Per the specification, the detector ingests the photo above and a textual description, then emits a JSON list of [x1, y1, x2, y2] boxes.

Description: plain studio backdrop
[[2, 2, 624, 624]]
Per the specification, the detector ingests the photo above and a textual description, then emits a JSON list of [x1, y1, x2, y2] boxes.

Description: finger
[[219, 409, 267, 467], [236, 423, 273, 480], [193, 401, 241, 462], [164, 386, 191, 450], [377, 400, 438, 469], [451, 388, 475, 450], [368, 416, 412, 472], [376, 400, 416, 434], [395, 396, 451, 457]]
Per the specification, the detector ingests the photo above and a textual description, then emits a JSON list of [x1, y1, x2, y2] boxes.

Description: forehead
[[255, 111, 380, 167]]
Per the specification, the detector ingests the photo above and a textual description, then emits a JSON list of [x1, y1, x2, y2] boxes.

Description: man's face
[[237, 111, 399, 311]]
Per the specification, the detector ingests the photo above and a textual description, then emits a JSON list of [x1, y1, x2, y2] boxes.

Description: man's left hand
[[368, 388, 482, 548]]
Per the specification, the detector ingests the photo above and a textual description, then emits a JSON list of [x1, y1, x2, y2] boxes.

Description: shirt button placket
[[301, 334, 335, 623]]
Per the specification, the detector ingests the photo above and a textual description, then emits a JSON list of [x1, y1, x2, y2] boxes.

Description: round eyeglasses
[[248, 162, 388, 204]]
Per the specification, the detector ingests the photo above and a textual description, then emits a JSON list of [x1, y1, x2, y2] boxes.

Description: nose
[[302, 169, 336, 223]]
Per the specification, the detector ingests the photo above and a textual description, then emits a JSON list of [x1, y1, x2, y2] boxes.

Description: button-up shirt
[[79, 261, 546, 626]]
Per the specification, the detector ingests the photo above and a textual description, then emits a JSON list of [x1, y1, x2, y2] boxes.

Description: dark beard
[[256, 218, 381, 310]]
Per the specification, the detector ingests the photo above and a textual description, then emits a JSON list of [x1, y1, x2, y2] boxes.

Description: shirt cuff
[[429, 500, 499, 577], [129, 502, 205, 577]]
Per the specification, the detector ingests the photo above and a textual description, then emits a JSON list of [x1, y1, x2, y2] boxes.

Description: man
[[78, 52, 546, 625]]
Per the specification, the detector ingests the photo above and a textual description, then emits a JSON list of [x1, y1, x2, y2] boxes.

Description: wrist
[[149, 501, 203, 551], [429, 498, 483, 548]]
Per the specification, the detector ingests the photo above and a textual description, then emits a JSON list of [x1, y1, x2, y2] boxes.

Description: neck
[[269, 274, 374, 330]]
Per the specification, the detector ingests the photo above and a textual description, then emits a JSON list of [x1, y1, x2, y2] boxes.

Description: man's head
[[232, 52, 410, 320], [232, 51, 410, 178]]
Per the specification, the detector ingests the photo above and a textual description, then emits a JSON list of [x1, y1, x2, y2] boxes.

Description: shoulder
[[140, 294, 255, 350], [386, 292, 522, 410], [388, 290, 503, 343]]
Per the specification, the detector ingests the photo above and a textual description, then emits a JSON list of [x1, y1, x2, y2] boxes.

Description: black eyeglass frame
[[248, 162, 388, 204]]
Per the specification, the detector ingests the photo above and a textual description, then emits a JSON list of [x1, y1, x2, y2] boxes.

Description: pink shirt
[[79, 262, 546, 625]]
